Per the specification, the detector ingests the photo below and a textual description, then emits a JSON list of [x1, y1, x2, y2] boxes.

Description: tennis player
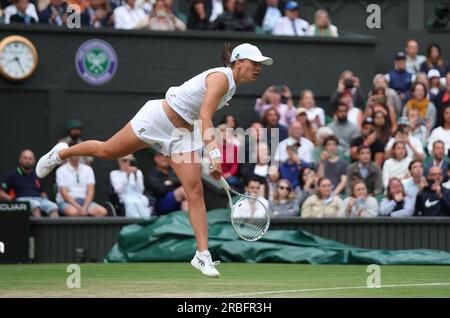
[[36, 43, 273, 277]]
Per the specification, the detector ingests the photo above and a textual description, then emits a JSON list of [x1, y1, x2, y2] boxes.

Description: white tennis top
[[165, 67, 236, 125]]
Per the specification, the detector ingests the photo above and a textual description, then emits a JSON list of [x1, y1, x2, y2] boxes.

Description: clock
[[0, 35, 39, 81]]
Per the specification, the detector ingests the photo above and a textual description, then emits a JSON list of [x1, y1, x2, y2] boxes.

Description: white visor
[[230, 43, 273, 66]]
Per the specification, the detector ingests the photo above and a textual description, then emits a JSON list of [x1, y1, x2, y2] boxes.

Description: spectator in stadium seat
[[261, 107, 288, 149], [80, 0, 114, 28], [373, 111, 392, 146], [350, 117, 385, 166], [147, 152, 188, 215], [370, 74, 402, 116], [272, 1, 309, 36], [56, 156, 107, 217], [346, 145, 383, 196], [240, 142, 271, 195], [301, 177, 342, 218], [386, 51, 414, 104], [326, 104, 361, 155], [295, 165, 316, 207], [148, 0, 186, 31], [0, 149, 58, 218], [255, 85, 296, 127], [274, 120, 314, 166], [385, 117, 424, 161], [218, 124, 240, 187], [110, 154, 152, 219], [428, 69, 444, 107], [329, 70, 365, 110], [113, 0, 147, 29], [266, 164, 280, 201], [59, 119, 93, 165], [9, 0, 37, 23], [419, 43, 450, 78], [244, 177, 270, 210], [4, 0, 38, 23], [379, 177, 415, 217], [188, 0, 210, 30], [210, 0, 255, 32], [428, 104, 450, 155], [382, 141, 412, 189], [317, 135, 348, 195], [242, 121, 266, 165], [436, 73, 450, 111], [405, 39, 427, 75], [339, 180, 378, 218], [402, 82, 437, 133], [339, 92, 363, 129], [297, 89, 325, 128], [306, 9, 338, 37], [38, 0, 68, 25], [364, 87, 397, 135], [415, 165, 450, 216], [402, 159, 425, 201], [313, 126, 346, 165], [278, 140, 311, 189], [406, 107, 428, 148], [205, 0, 224, 23], [424, 140, 449, 180], [294, 108, 317, 145], [253, 0, 283, 34], [269, 179, 300, 217]]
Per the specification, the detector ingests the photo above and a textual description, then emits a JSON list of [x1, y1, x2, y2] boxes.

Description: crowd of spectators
[[0, 0, 340, 37]]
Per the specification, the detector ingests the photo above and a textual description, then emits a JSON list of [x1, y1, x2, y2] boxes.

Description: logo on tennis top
[[75, 39, 118, 86], [138, 128, 146, 135]]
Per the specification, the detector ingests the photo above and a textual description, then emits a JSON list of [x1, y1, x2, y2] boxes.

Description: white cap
[[230, 43, 273, 65], [428, 69, 441, 79]]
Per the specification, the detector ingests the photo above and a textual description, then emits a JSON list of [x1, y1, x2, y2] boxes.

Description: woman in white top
[[382, 141, 412, 189], [110, 154, 151, 219], [36, 43, 273, 278]]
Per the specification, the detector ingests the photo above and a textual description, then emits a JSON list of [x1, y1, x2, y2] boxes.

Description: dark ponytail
[[221, 42, 233, 67]]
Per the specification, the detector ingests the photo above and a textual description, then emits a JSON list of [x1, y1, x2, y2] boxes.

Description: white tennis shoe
[[191, 250, 220, 278], [36, 142, 68, 178]]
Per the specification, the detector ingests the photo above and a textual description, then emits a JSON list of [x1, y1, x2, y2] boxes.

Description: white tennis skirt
[[130, 99, 203, 156]]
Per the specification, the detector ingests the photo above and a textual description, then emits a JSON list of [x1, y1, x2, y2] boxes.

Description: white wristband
[[209, 148, 221, 160]]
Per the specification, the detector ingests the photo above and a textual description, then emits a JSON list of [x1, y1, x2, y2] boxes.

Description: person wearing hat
[[294, 107, 317, 145], [349, 117, 385, 167], [386, 51, 414, 103], [59, 119, 94, 165], [428, 68, 444, 105], [36, 43, 273, 278], [385, 116, 425, 162], [272, 1, 309, 36]]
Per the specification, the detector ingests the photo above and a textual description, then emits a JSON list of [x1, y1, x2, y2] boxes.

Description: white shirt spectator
[[305, 106, 325, 126], [272, 16, 309, 36], [427, 126, 450, 155], [56, 162, 95, 202], [114, 4, 147, 29], [274, 136, 315, 164], [385, 135, 424, 160], [406, 55, 426, 74], [262, 6, 282, 33], [234, 196, 269, 218], [382, 157, 412, 189], [4, 3, 39, 23], [110, 169, 146, 202], [209, 0, 224, 22]]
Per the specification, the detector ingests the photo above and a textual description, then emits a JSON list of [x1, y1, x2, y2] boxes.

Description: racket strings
[[230, 197, 270, 241]]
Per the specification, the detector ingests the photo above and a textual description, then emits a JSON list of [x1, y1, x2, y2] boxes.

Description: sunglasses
[[121, 159, 133, 163], [278, 185, 291, 191]]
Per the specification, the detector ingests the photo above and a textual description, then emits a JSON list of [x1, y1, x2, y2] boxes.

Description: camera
[[424, 178, 436, 192], [344, 78, 354, 89]]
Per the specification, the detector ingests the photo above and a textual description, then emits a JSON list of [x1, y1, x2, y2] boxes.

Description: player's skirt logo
[[75, 39, 118, 86]]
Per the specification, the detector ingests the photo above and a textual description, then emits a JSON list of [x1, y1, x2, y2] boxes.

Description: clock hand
[[14, 56, 26, 75]]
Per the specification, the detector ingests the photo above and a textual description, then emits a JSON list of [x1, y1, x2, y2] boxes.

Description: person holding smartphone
[[414, 165, 450, 216]]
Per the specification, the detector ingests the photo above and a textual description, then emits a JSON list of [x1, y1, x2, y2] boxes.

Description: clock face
[[0, 36, 38, 81]]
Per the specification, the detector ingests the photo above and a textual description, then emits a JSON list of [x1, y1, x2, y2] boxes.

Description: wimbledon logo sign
[[75, 39, 118, 86]]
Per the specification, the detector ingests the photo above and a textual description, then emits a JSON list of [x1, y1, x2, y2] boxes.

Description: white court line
[[221, 282, 450, 298]]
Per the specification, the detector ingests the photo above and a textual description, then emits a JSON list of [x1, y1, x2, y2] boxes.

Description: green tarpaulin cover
[[105, 209, 450, 264]]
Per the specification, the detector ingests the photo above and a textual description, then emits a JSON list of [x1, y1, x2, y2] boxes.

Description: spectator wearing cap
[[428, 69, 444, 106], [55, 155, 107, 217], [346, 145, 383, 196], [385, 117, 425, 161], [330, 70, 365, 110], [405, 39, 427, 74], [350, 117, 385, 166], [59, 119, 94, 165], [326, 104, 361, 156], [306, 8, 338, 37], [419, 43, 450, 78], [428, 104, 450, 155], [297, 89, 325, 128], [272, 1, 309, 36], [274, 120, 315, 166], [295, 107, 317, 145], [424, 140, 449, 180], [382, 141, 412, 189], [317, 135, 348, 195], [0, 149, 58, 218], [402, 82, 437, 132], [210, 0, 256, 32], [255, 85, 296, 127], [386, 51, 414, 103], [253, 0, 283, 34]]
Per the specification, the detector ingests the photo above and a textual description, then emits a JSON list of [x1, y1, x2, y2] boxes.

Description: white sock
[[197, 250, 210, 258]]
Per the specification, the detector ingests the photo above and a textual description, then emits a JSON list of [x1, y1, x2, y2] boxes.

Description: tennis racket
[[219, 176, 270, 241]]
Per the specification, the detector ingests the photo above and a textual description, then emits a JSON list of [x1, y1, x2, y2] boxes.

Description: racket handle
[[219, 176, 231, 191]]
